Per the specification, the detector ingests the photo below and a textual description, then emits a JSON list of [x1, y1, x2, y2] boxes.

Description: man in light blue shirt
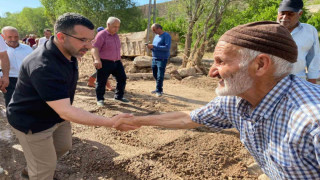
[[146, 23, 171, 97], [277, 0, 320, 83], [1, 26, 32, 107]]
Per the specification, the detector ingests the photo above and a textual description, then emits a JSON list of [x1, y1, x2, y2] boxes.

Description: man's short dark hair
[[54, 13, 94, 35], [44, 29, 52, 33]]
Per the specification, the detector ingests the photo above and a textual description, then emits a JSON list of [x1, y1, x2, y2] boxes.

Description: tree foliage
[[0, 7, 51, 37], [154, 0, 318, 72], [0, 0, 144, 38], [307, 11, 320, 31], [40, 0, 144, 33]]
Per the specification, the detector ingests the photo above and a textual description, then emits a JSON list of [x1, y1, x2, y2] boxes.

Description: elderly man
[[7, 13, 136, 180], [114, 21, 320, 179], [38, 29, 52, 46], [0, 34, 10, 93], [146, 23, 171, 97], [92, 17, 129, 106], [277, 0, 320, 83], [1, 26, 33, 107]]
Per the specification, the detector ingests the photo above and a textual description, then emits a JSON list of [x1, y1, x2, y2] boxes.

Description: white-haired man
[[1, 26, 32, 107], [114, 21, 320, 179], [92, 16, 129, 106]]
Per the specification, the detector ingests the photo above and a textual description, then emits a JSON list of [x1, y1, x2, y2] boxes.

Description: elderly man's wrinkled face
[[107, 20, 120, 35], [277, 11, 302, 32], [210, 41, 253, 96]]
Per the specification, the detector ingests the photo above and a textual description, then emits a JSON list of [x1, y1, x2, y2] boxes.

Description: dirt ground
[[0, 56, 258, 180]]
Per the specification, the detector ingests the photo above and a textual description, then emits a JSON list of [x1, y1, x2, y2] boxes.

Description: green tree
[[307, 11, 320, 31], [40, 0, 144, 33], [0, 7, 51, 38]]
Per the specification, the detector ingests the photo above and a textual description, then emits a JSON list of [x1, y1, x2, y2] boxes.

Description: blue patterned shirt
[[190, 75, 320, 179]]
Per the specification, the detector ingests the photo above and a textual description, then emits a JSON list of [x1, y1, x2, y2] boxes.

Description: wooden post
[[153, 0, 156, 23], [146, 0, 152, 55]]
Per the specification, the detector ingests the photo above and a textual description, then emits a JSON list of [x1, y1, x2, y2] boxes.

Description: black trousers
[[3, 77, 17, 107], [96, 60, 126, 101]]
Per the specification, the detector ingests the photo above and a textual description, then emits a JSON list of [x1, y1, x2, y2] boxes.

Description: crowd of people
[[0, 0, 319, 179], [20, 29, 53, 50]]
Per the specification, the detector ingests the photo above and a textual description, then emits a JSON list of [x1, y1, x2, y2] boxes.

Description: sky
[[0, 0, 171, 16]]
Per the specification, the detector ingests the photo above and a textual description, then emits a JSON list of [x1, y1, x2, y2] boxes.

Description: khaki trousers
[[13, 121, 72, 180]]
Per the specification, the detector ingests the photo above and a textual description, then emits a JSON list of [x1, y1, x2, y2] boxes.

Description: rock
[[258, 174, 270, 180], [177, 67, 196, 78], [133, 56, 152, 67], [183, 76, 197, 80], [169, 56, 183, 63], [128, 66, 137, 73], [181, 76, 197, 83], [247, 162, 264, 176], [170, 70, 182, 80], [166, 64, 176, 73], [139, 69, 149, 73]]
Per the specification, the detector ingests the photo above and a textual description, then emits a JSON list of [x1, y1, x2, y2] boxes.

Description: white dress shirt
[[38, 37, 49, 46], [0, 43, 32, 77], [291, 23, 320, 79], [0, 36, 7, 52]]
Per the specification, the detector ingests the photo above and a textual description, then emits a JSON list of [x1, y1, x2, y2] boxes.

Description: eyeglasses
[[61, 32, 94, 44]]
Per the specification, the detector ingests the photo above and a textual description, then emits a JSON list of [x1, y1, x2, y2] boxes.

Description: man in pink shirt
[[92, 17, 129, 106]]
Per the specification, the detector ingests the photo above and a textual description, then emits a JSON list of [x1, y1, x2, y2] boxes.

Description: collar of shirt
[[237, 75, 292, 122], [0, 36, 7, 52], [46, 36, 77, 64], [7, 44, 21, 50], [291, 22, 303, 35], [105, 30, 117, 36]]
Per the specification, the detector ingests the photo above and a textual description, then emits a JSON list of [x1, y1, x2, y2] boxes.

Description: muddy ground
[[0, 56, 259, 180]]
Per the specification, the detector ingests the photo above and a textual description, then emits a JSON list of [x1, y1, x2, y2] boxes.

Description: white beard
[[215, 65, 253, 96]]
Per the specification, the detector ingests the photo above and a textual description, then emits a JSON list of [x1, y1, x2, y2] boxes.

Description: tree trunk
[[186, 0, 231, 75], [182, 24, 194, 67], [181, 0, 203, 68]]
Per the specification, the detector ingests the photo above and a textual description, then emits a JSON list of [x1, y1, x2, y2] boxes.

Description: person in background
[[92, 17, 129, 106], [0, 32, 10, 175], [87, 26, 114, 91], [0, 32, 10, 93], [115, 21, 320, 179], [22, 35, 28, 44], [277, 0, 320, 83], [1, 26, 32, 107], [38, 29, 52, 46], [7, 13, 136, 180], [27, 34, 36, 48], [146, 23, 171, 97], [32, 38, 39, 50]]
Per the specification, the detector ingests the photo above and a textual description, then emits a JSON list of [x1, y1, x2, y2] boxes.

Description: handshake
[[107, 111, 198, 131], [110, 113, 141, 131]]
